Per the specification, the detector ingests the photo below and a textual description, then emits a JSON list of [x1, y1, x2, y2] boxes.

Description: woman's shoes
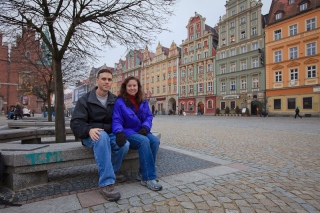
[[141, 179, 162, 191]]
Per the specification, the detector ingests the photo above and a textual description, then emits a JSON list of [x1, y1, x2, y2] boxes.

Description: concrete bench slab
[[8, 121, 71, 129], [0, 132, 161, 190]]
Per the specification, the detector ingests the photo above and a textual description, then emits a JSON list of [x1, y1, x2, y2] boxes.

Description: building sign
[[21, 95, 29, 105], [156, 97, 166, 101], [73, 84, 88, 102], [222, 95, 239, 100], [313, 87, 320, 92]]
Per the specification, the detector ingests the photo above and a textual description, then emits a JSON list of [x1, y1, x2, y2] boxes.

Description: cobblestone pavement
[[0, 115, 319, 212]]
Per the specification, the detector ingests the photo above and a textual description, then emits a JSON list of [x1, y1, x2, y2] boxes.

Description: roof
[[267, 0, 320, 26]]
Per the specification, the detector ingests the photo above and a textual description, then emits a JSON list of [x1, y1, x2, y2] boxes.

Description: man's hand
[[89, 128, 103, 141], [116, 132, 126, 147], [138, 127, 148, 136]]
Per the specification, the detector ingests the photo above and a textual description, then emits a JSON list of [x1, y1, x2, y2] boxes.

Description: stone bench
[[0, 132, 161, 190], [0, 127, 77, 144], [8, 120, 71, 129]]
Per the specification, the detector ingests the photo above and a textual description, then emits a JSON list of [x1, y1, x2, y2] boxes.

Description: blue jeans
[[82, 131, 129, 187], [127, 133, 160, 181]]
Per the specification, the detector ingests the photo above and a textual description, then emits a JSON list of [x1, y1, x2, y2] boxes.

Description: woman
[[112, 76, 162, 191]]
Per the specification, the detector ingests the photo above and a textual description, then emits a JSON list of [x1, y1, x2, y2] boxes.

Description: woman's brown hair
[[119, 76, 144, 104]]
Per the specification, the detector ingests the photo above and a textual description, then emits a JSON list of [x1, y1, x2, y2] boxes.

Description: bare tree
[[0, 0, 177, 142]]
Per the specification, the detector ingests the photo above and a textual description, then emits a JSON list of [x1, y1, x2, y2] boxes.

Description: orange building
[[265, 0, 320, 117]]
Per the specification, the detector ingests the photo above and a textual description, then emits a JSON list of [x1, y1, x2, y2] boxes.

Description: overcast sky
[[93, 0, 272, 68]]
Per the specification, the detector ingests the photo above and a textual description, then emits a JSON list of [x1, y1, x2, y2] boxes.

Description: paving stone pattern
[[1, 115, 320, 213]]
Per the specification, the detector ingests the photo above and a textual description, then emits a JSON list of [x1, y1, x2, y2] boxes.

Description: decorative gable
[[304, 58, 319, 64], [272, 64, 284, 70], [287, 61, 300, 67]]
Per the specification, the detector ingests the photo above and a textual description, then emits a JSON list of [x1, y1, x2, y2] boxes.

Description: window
[[157, 86, 160, 93], [189, 56, 193, 62], [241, 17, 246, 24], [307, 42, 316, 56], [274, 30, 282, 40], [275, 71, 282, 82], [204, 52, 208, 58], [240, 6, 245, 12], [275, 51, 282, 62], [307, 66, 316, 78], [230, 101, 235, 110], [182, 86, 186, 94], [222, 38, 226, 45], [174, 60, 177, 66], [231, 35, 235, 42], [241, 79, 247, 89], [190, 35, 194, 40], [289, 0, 294, 5], [162, 85, 166, 92], [221, 102, 226, 110], [241, 45, 246, 53], [221, 82, 226, 91], [275, 13, 282, 20], [289, 24, 297, 36], [173, 71, 177, 78], [289, 47, 298, 59], [274, 99, 281, 109], [189, 68, 193, 76], [290, 68, 298, 80], [207, 100, 213, 108], [25, 51, 30, 59], [163, 74, 166, 80], [189, 85, 193, 93], [231, 80, 236, 90], [230, 21, 235, 28], [198, 83, 203, 92], [241, 60, 247, 70], [300, 3, 307, 11], [252, 58, 259, 68], [303, 97, 312, 109], [151, 87, 154, 94], [230, 63, 236, 72], [181, 70, 186, 77], [251, 12, 257, 19], [198, 66, 203, 74], [221, 65, 226, 74], [157, 75, 159, 82], [208, 64, 213, 72], [208, 82, 213, 91], [252, 42, 258, 50], [252, 75, 259, 88], [168, 72, 171, 79], [221, 52, 226, 59], [306, 18, 315, 31], [197, 43, 201, 49], [241, 31, 246, 39], [196, 33, 200, 38], [230, 49, 235, 56], [184, 58, 188, 64], [168, 84, 171, 92], [197, 54, 201, 60], [252, 27, 257, 35], [287, 98, 296, 109], [162, 64, 166, 69], [174, 83, 177, 91], [151, 76, 154, 83], [231, 10, 235, 16]]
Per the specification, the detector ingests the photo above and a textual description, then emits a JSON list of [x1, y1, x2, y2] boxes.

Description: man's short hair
[[97, 69, 113, 78]]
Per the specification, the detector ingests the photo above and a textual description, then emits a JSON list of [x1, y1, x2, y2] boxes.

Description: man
[[70, 69, 129, 202]]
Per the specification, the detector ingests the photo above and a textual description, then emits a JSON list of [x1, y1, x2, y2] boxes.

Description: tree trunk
[[47, 93, 52, 122], [52, 59, 66, 142]]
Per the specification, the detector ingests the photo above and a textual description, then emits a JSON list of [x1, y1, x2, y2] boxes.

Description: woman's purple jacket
[[112, 97, 153, 137]]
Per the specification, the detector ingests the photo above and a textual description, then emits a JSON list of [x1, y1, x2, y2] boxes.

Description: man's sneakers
[[141, 179, 162, 191], [115, 172, 127, 183], [99, 184, 121, 201]]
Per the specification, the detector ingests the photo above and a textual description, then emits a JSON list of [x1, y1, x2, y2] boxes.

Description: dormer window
[[300, 3, 307, 11], [275, 13, 282, 20], [288, 0, 294, 4]]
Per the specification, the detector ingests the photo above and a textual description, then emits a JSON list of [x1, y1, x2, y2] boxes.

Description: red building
[[0, 28, 45, 114]]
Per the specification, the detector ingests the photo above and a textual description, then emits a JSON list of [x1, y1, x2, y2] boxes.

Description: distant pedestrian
[[294, 107, 302, 119], [14, 102, 22, 120]]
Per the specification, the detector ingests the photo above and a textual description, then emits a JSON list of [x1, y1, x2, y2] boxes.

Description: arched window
[[207, 100, 213, 109], [25, 51, 30, 59], [188, 101, 194, 111]]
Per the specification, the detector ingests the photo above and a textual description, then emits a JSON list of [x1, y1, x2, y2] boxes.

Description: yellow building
[[265, 0, 320, 117], [141, 42, 180, 115]]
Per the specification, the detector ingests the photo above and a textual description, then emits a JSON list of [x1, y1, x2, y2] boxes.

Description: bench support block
[[21, 138, 41, 144], [4, 171, 48, 191]]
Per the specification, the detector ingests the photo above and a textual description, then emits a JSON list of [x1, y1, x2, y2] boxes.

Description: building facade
[[179, 12, 218, 115], [216, 0, 266, 115], [265, 0, 320, 116]]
